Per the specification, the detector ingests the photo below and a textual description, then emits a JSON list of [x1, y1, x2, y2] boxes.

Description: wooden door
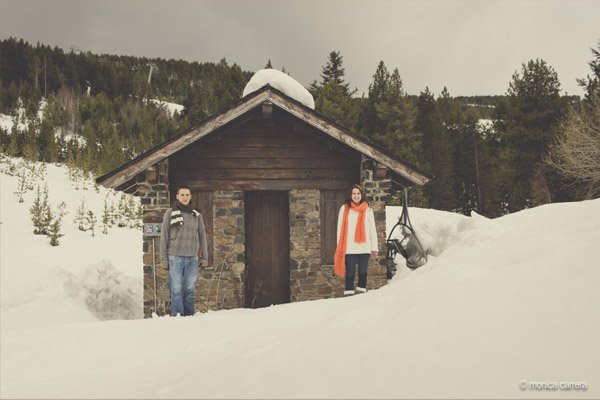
[[244, 191, 290, 308]]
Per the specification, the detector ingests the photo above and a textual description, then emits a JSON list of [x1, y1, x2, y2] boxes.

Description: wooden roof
[[96, 85, 432, 189]]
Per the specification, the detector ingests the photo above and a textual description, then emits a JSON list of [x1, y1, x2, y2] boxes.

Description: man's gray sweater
[[160, 208, 208, 262]]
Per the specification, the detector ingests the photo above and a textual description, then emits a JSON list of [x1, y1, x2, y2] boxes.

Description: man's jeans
[[345, 253, 370, 290], [168, 255, 199, 316]]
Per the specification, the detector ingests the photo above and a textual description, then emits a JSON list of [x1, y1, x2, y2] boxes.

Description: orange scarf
[[334, 201, 369, 277]]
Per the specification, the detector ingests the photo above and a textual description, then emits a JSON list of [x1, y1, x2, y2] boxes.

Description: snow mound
[[242, 69, 315, 109], [1, 257, 141, 330], [387, 206, 470, 258], [78, 260, 142, 321]]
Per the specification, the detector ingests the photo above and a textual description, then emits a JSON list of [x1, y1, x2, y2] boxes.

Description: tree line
[[1, 37, 598, 216], [307, 48, 597, 216], [0, 37, 252, 174]]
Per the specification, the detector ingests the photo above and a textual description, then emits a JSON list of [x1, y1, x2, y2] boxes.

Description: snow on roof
[[242, 69, 315, 109]]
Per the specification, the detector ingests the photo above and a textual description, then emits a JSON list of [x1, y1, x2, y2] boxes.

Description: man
[[160, 185, 208, 316]]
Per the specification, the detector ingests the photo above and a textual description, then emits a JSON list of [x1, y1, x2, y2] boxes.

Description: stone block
[[318, 286, 333, 295]]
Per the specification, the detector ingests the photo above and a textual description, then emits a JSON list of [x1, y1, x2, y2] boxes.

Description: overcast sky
[[1, 0, 599, 97]]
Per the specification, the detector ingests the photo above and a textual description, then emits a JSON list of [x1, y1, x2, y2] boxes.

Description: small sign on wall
[[144, 223, 162, 237]]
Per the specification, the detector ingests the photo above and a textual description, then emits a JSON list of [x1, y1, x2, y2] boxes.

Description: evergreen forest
[[1, 37, 598, 217]]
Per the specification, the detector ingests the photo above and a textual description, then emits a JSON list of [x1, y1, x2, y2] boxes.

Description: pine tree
[[264, 59, 273, 69], [75, 197, 87, 231], [109, 201, 117, 227], [0, 126, 9, 153], [22, 118, 38, 160], [38, 162, 47, 180], [357, 61, 389, 139], [117, 193, 128, 227], [126, 195, 138, 228], [14, 170, 28, 203], [310, 51, 355, 97], [29, 185, 44, 233], [449, 108, 482, 214], [40, 185, 52, 235], [417, 88, 455, 210], [372, 67, 418, 162], [102, 194, 112, 234], [320, 51, 351, 91], [135, 203, 143, 227], [49, 217, 64, 246], [85, 210, 97, 237], [496, 58, 567, 210], [311, 51, 358, 129], [37, 101, 59, 162], [7, 123, 19, 156]]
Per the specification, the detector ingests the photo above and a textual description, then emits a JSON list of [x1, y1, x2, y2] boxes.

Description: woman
[[334, 184, 378, 295]]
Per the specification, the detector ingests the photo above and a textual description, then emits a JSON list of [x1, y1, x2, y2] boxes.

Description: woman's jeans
[[168, 255, 199, 316], [345, 253, 370, 290]]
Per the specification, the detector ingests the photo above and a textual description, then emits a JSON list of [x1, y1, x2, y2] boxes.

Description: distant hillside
[[0, 37, 259, 175], [0, 37, 253, 121]]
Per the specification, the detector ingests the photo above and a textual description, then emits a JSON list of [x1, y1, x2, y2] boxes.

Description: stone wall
[[140, 161, 170, 318], [197, 190, 245, 312], [289, 190, 342, 301], [360, 155, 392, 289]]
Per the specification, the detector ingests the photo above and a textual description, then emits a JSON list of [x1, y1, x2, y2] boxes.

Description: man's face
[[176, 188, 192, 205]]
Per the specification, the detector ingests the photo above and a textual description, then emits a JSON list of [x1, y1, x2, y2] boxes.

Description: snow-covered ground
[[1, 157, 599, 398], [149, 99, 184, 117], [0, 99, 47, 133], [0, 157, 143, 331]]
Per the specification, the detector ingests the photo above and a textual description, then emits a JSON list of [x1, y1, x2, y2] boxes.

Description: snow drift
[[1, 158, 599, 399]]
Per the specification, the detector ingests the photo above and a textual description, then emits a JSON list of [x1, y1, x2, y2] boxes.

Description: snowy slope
[[1, 158, 599, 399], [0, 157, 142, 331]]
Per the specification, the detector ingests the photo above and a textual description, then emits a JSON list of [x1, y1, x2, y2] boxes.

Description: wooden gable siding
[[169, 114, 361, 191]]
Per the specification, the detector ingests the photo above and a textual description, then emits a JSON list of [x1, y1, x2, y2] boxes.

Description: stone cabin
[[97, 85, 431, 317]]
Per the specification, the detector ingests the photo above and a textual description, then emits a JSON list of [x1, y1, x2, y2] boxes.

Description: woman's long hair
[[344, 184, 368, 206]]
